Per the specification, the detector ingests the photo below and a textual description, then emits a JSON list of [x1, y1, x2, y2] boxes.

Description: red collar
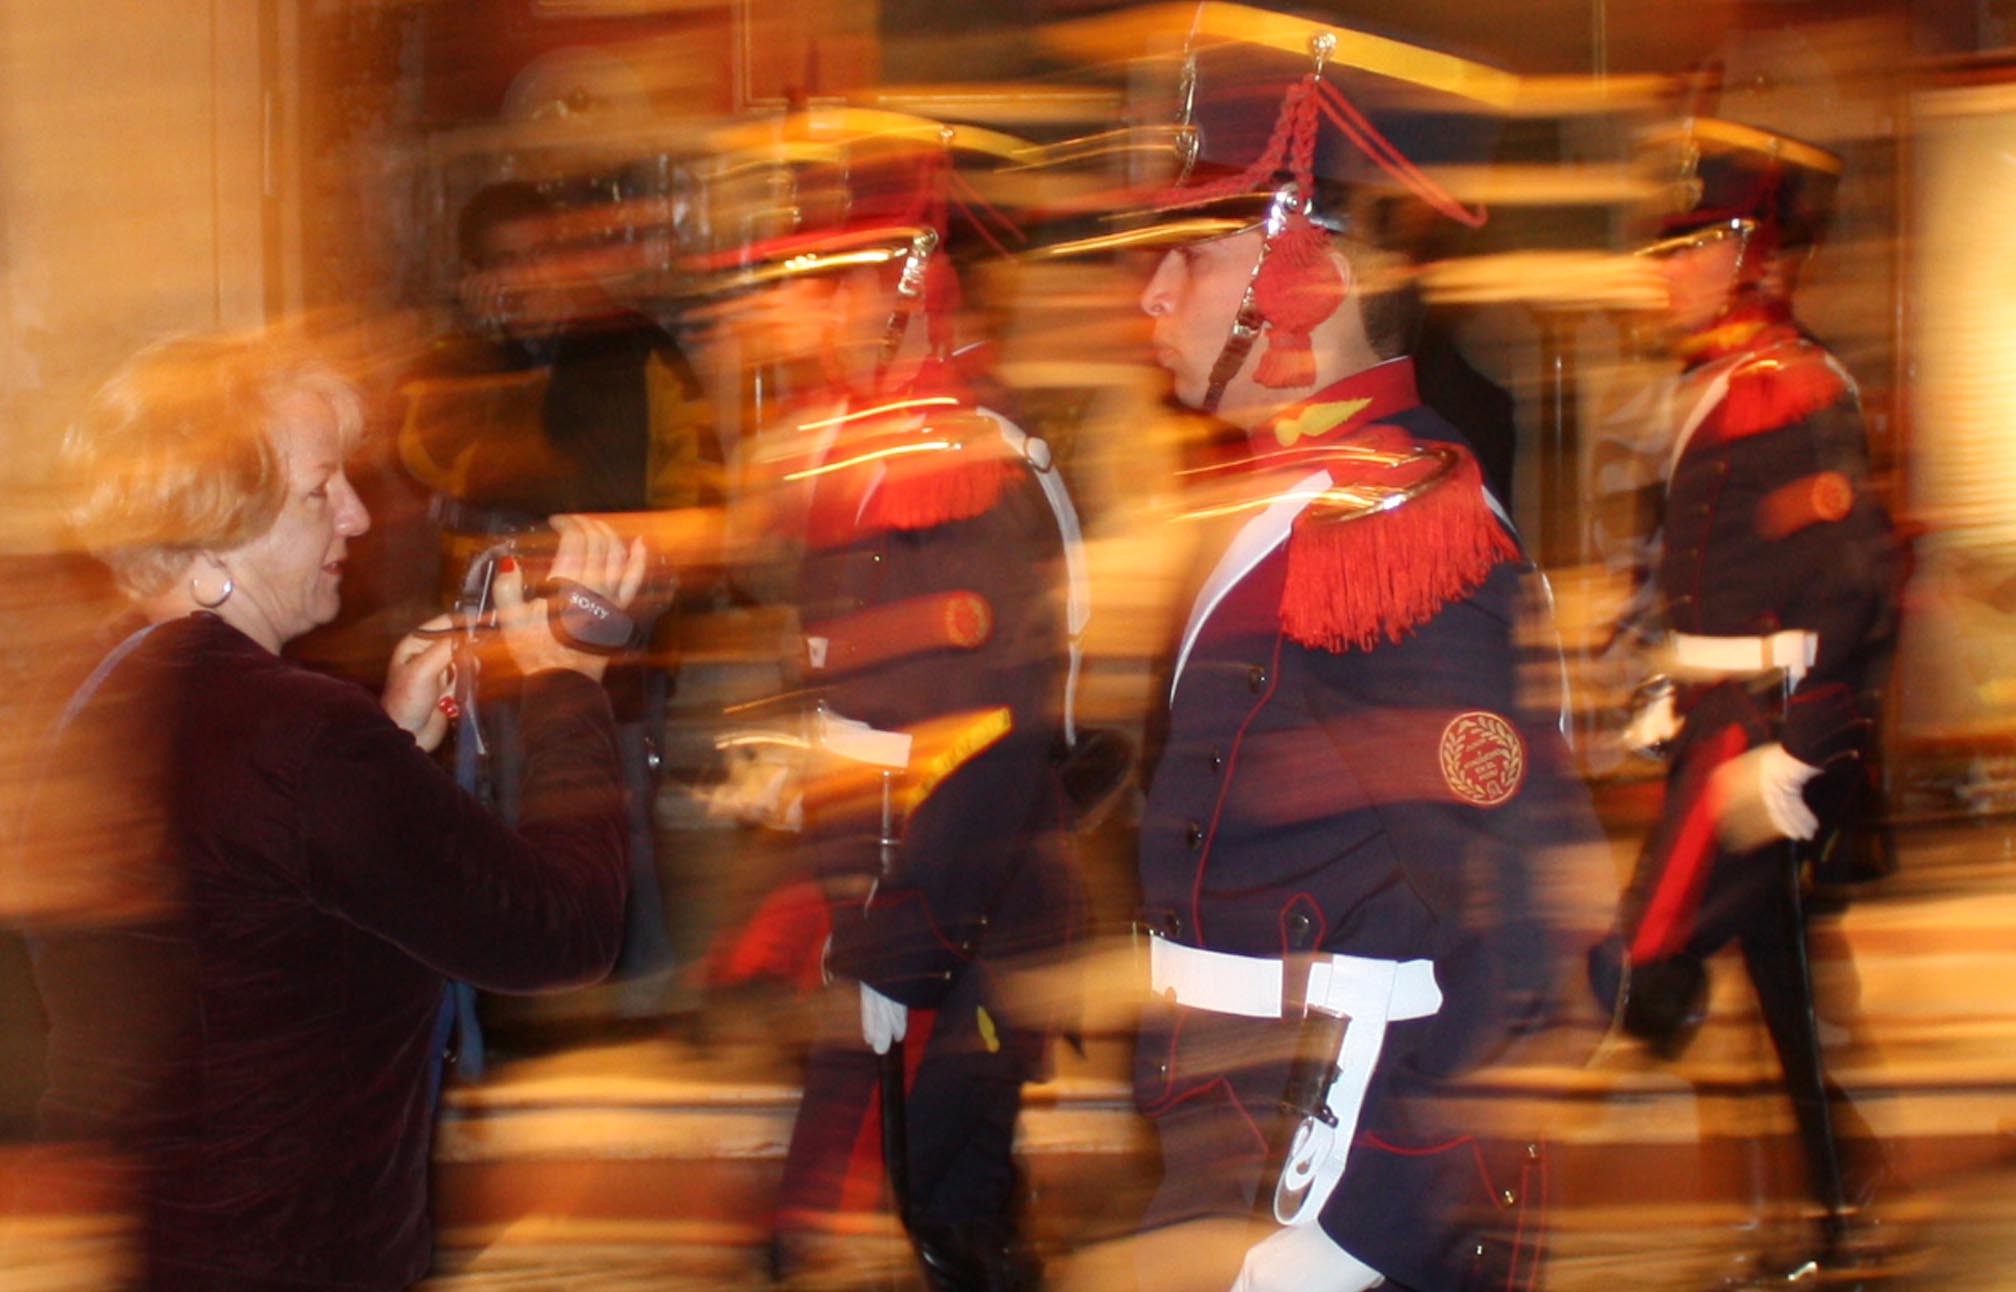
[[1674, 300, 1801, 367], [1247, 359, 1423, 461]]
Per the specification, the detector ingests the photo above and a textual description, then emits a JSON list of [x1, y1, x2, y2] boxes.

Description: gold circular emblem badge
[[1809, 471, 1853, 523], [1439, 711, 1525, 808], [943, 591, 994, 649]]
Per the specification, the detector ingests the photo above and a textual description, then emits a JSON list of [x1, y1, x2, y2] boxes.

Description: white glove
[[1230, 1224, 1384, 1292], [860, 982, 909, 1055], [1712, 741, 1821, 852], [707, 740, 805, 832], [1622, 687, 1681, 756]]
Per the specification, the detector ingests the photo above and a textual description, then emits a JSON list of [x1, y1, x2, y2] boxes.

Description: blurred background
[[3, 1, 2016, 1288]]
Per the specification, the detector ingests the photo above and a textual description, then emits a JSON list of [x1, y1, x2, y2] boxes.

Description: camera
[[448, 515, 667, 655]]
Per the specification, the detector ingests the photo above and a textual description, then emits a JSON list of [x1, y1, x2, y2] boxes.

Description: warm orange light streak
[[1177, 486, 1334, 523], [783, 439, 957, 482], [1176, 480, 1426, 524], [794, 395, 960, 431], [716, 732, 811, 751]]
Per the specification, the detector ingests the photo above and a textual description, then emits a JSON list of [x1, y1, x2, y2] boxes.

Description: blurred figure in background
[[405, 177, 713, 517], [397, 179, 718, 1047], [704, 128, 1088, 1291], [1589, 119, 1904, 1284], [17, 330, 642, 1290], [1117, 28, 1600, 1292]]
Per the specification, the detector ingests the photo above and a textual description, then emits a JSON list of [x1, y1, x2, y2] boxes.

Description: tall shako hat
[[687, 110, 1029, 374], [1175, 30, 1497, 406], [688, 112, 1039, 537], [1643, 116, 1842, 265], [1030, 11, 1508, 414]]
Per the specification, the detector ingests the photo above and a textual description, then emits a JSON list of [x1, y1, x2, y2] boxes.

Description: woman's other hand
[[497, 514, 648, 683], [384, 615, 458, 752]]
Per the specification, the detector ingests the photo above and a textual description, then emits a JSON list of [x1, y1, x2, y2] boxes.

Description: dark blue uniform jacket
[[1137, 359, 1596, 1292], [793, 402, 1084, 1036]]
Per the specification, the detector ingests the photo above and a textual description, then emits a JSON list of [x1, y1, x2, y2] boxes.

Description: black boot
[[1718, 1210, 1908, 1291], [909, 1218, 1042, 1292]]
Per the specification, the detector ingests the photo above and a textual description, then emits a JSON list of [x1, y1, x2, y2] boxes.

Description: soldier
[[1590, 118, 1902, 1282], [1086, 26, 1600, 1292], [698, 124, 1089, 1291]]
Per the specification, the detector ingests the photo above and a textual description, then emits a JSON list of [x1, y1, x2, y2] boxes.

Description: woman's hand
[[384, 615, 458, 752], [497, 514, 649, 683]]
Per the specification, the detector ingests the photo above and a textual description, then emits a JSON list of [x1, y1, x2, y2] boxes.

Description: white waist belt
[[811, 706, 912, 769], [1667, 630, 1816, 683], [1147, 936, 1441, 1226], [1148, 936, 1440, 1019]]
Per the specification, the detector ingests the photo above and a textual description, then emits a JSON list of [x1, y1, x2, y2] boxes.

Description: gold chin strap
[[875, 227, 941, 380], [1200, 186, 1299, 414]]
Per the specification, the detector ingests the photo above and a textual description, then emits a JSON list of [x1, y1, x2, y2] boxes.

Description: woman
[[26, 331, 645, 1290]]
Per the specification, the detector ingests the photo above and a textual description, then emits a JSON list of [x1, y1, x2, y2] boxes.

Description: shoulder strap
[[982, 409, 1090, 746]]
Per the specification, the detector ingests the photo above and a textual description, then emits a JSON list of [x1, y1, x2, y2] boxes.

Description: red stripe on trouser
[[1629, 723, 1751, 962], [835, 1006, 939, 1216]]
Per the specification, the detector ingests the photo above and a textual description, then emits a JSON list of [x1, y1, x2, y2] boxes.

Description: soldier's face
[[808, 265, 914, 392], [1138, 229, 1267, 411], [721, 267, 893, 378], [749, 276, 838, 365], [1658, 236, 1745, 336]]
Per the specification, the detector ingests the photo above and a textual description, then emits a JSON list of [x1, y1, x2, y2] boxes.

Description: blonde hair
[[60, 332, 363, 598]]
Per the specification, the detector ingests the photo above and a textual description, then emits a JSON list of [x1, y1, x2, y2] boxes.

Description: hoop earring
[[191, 567, 234, 609]]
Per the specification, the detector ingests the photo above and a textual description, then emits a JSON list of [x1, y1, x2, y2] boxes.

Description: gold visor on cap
[[1636, 217, 1755, 260]]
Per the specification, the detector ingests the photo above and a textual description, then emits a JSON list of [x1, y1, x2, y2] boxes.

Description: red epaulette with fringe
[[856, 410, 1017, 534], [805, 411, 1019, 547], [1702, 342, 1849, 445], [1279, 436, 1517, 653]]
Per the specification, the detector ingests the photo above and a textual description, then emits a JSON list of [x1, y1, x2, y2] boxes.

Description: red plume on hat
[[895, 138, 1027, 360]]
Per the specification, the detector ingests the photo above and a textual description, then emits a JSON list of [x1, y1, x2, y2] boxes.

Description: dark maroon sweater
[[30, 613, 627, 1289]]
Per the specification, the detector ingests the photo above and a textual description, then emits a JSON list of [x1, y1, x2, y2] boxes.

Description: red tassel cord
[[1251, 218, 1342, 388], [1153, 76, 1313, 212], [922, 255, 961, 360], [1311, 82, 1487, 229], [1157, 74, 1345, 389], [1250, 74, 1343, 387]]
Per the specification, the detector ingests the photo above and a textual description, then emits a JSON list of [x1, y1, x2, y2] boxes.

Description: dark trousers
[[1133, 1003, 1541, 1292], [776, 966, 1027, 1236], [1619, 705, 1881, 1228]]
